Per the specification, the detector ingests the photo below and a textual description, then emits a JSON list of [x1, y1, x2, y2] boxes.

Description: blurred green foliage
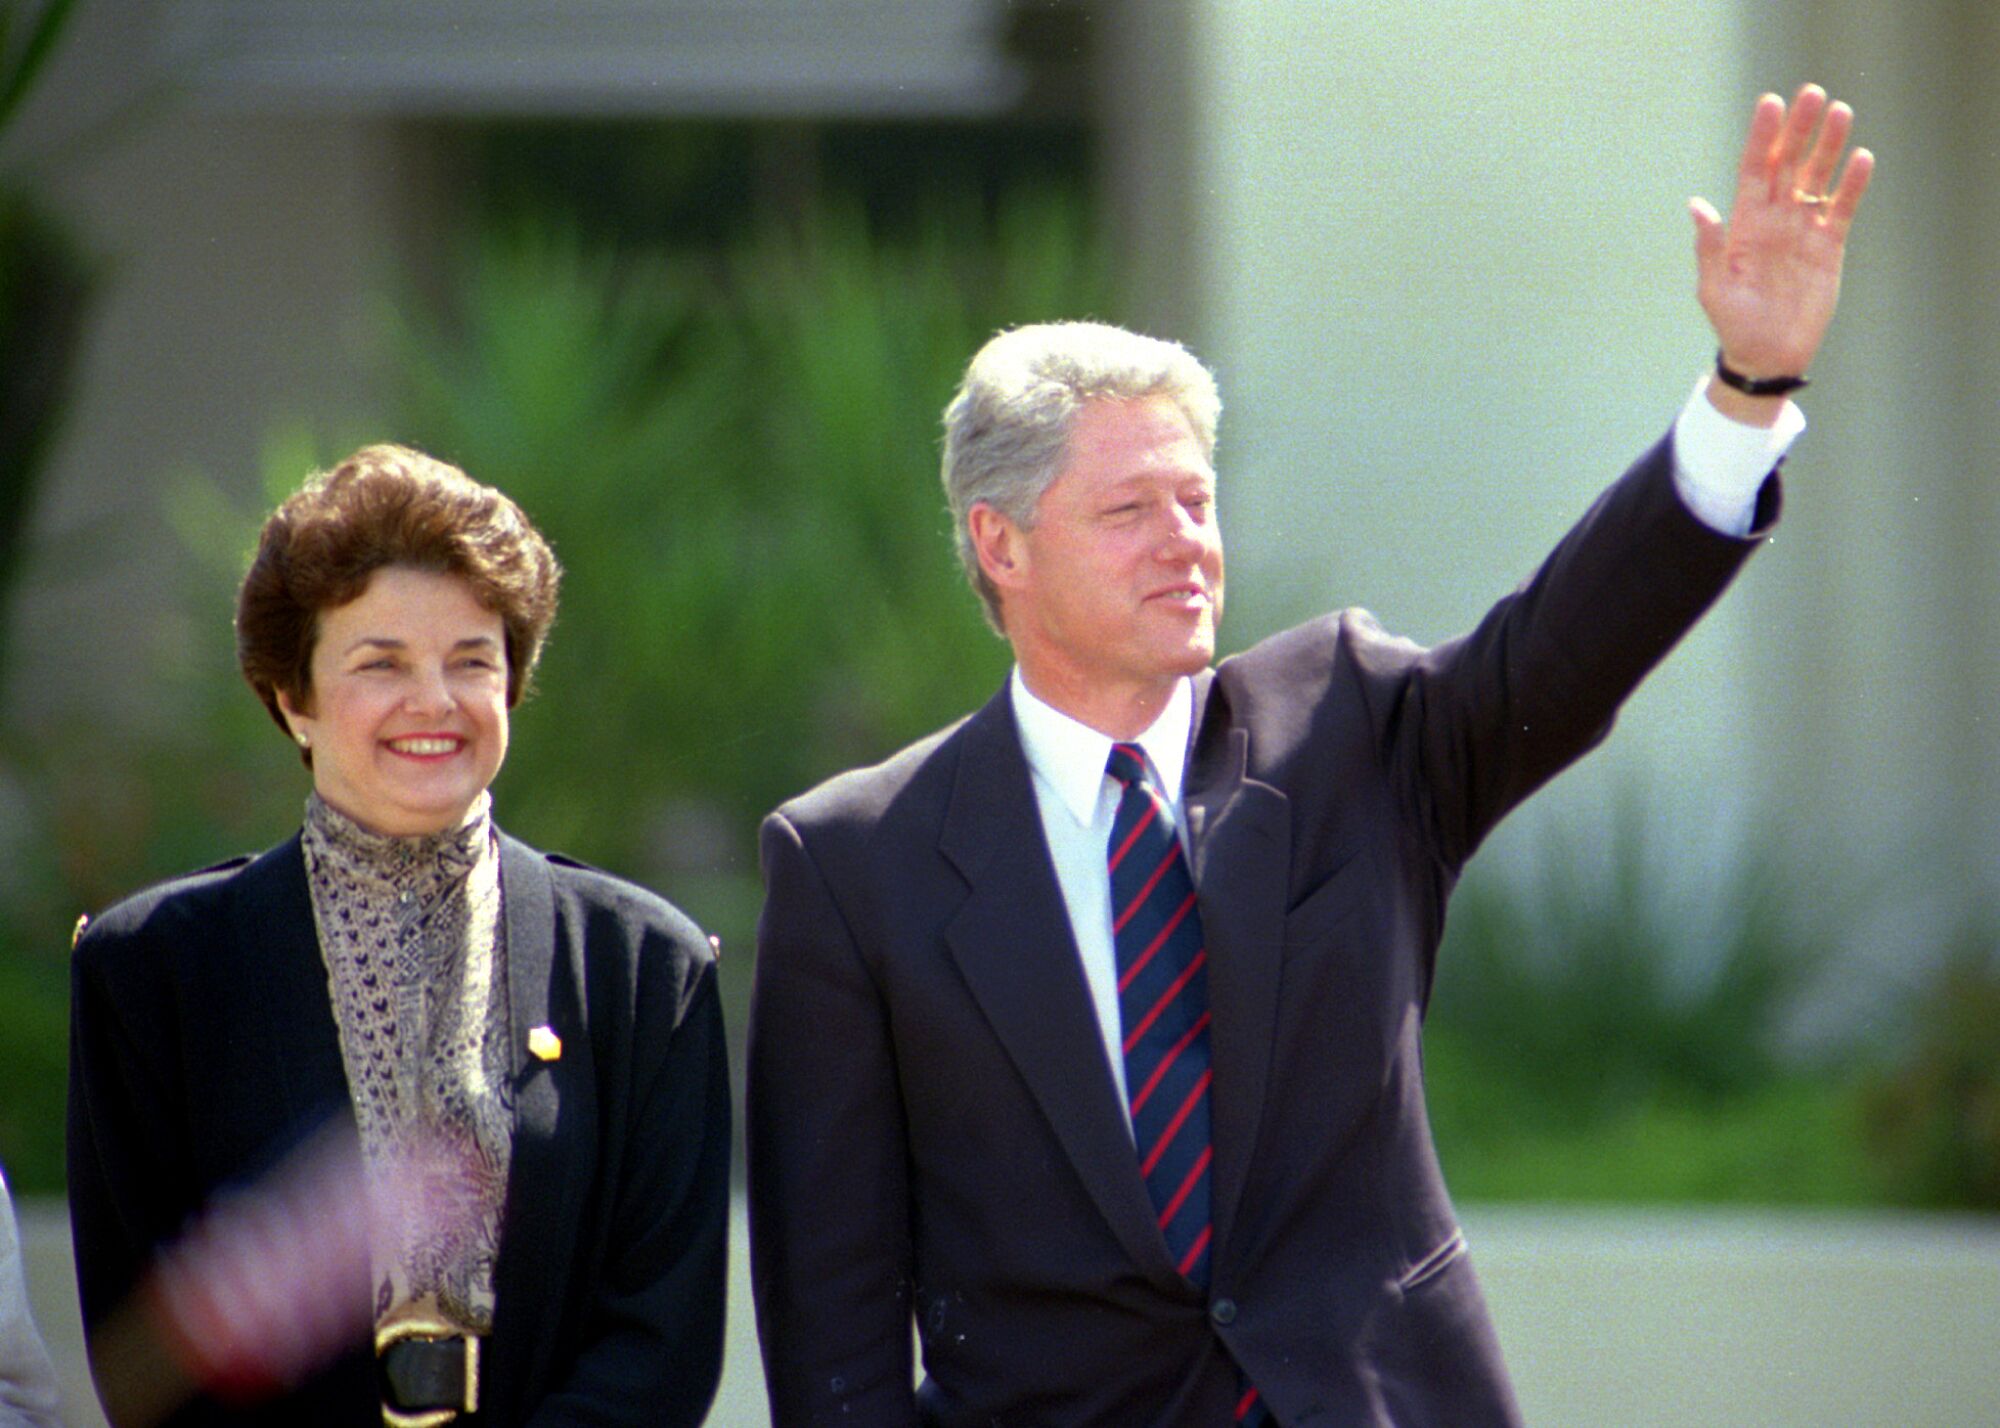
[[0, 187, 1113, 1189], [0, 933, 65, 1193], [1428, 801, 1809, 1120], [1860, 929, 2000, 1210], [157, 192, 1111, 885], [0, 0, 76, 132], [0, 0, 90, 1197], [1423, 802, 1880, 1205], [0, 0, 91, 701], [451, 117, 1093, 252], [0, 120, 1989, 1219], [379, 200, 1103, 869]]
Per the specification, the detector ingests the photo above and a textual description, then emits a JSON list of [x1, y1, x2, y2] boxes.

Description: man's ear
[[967, 502, 1027, 592]]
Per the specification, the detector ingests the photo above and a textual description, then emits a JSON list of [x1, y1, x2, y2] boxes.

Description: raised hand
[[1691, 84, 1874, 384]]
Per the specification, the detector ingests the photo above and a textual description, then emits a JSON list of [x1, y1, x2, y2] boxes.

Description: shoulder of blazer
[[499, 832, 715, 978], [1211, 608, 1426, 735], [73, 836, 303, 962]]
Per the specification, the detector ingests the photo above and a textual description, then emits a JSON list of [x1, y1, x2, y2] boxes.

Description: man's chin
[[1158, 630, 1217, 677]]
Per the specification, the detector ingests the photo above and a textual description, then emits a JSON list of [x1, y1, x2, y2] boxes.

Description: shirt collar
[[1010, 667, 1194, 826], [301, 789, 494, 905]]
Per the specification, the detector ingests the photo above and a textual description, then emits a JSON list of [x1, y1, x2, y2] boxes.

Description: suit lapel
[[938, 689, 1180, 1284], [1182, 672, 1290, 1261], [230, 839, 355, 1155], [491, 836, 581, 1332], [235, 833, 576, 1417]]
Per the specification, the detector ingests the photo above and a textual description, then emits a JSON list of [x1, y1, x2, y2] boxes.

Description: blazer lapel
[[937, 689, 1180, 1285], [488, 835, 583, 1404], [230, 839, 355, 1155], [1182, 674, 1290, 1261]]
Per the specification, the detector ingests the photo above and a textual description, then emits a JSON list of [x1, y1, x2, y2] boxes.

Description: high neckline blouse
[[300, 791, 513, 1334]]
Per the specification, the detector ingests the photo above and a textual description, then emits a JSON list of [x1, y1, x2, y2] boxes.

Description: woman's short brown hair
[[236, 444, 561, 744]]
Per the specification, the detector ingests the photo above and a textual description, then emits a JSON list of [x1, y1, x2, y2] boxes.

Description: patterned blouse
[[300, 792, 513, 1334]]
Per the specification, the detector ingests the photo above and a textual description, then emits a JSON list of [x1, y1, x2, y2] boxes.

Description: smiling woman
[[276, 566, 511, 835], [66, 446, 730, 1427]]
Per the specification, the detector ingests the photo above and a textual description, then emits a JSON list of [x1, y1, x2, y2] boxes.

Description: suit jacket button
[[1210, 1298, 1238, 1326]]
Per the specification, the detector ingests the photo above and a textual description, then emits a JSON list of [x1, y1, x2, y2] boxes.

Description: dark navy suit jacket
[[747, 434, 1776, 1427], [68, 831, 731, 1427]]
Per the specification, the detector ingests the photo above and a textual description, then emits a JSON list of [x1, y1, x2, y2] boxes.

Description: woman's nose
[[402, 667, 453, 714]]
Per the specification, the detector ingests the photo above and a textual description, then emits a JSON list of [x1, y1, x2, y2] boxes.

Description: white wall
[[1182, 0, 1997, 980], [1, 0, 399, 731]]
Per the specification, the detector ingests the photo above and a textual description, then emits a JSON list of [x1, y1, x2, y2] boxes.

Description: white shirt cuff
[[1670, 375, 1805, 537]]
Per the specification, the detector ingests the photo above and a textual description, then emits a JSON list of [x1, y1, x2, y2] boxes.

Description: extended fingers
[[1735, 93, 1786, 196], [1768, 84, 1828, 197], [1795, 100, 1853, 196], [1688, 196, 1725, 265], [1826, 147, 1875, 231], [1734, 82, 1871, 220]]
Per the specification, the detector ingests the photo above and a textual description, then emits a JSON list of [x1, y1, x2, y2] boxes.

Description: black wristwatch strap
[[1714, 350, 1809, 397]]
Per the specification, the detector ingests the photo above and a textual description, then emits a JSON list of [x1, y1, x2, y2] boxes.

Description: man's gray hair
[[940, 320, 1221, 633]]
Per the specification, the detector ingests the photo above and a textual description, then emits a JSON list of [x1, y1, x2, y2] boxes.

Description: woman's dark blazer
[[66, 830, 730, 1427]]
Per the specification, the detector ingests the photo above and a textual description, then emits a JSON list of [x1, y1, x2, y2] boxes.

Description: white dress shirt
[[1011, 382, 1800, 1116], [1672, 379, 1804, 536], [1013, 670, 1194, 1115]]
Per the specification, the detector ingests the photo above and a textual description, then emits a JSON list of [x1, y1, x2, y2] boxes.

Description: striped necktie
[[1106, 743, 1272, 1426], [1107, 742, 1215, 1284]]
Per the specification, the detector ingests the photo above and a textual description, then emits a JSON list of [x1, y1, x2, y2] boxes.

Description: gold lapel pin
[[527, 1025, 563, 1062], [71, 913, 90, 949]]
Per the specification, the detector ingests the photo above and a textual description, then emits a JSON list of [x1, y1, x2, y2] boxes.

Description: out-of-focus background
[[2, 1, 1996, 1424]]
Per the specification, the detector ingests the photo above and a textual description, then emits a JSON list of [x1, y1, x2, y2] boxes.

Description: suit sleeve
[[65, 919, 204, 1427], [1388, 431, 1775, 870], [69, 904, 381, 1428], [747, 812, 918, 1428], [524, 935, 731, 1428]]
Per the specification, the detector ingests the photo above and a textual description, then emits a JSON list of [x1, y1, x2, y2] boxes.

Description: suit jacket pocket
[[1394, 1228, 1467, 1294], [1365, 1233, 1523, 1426]]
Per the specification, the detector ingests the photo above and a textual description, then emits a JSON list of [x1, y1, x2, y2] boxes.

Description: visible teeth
[[390, 738, 459, 755]]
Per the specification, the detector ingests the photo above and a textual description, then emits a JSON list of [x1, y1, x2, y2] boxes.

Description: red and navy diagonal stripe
[[1107, 743, 1216, 1288], [1235, 1384, 1273, 1424], [1108, 745, 1275, 1426]]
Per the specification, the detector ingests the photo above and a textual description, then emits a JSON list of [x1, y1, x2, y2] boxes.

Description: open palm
[[1692, 85, 1874, 380]]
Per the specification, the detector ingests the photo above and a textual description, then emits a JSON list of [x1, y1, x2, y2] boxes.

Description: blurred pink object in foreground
[[112, 1120, 480, 1417], [145, 1123, 374, 1401]]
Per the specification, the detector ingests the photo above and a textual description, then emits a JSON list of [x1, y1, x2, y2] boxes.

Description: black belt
[[376, 1318, 480, 1428]]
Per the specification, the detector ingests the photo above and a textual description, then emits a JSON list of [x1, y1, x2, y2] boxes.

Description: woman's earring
[[295, 731, 310, 749]]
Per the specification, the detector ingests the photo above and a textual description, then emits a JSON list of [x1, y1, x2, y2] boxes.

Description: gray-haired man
[[748, 86, 1871, 1427]]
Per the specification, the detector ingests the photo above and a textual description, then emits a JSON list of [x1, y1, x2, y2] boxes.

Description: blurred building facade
[[1180, 0, 2000, 980], [4, 0, 1996, 978]]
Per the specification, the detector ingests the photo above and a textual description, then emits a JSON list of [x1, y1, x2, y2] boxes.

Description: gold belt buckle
[[376, 1313, 479, 1428]]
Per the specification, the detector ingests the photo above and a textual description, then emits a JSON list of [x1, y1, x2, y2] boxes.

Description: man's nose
[[1157, 505, 1209, 558]]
